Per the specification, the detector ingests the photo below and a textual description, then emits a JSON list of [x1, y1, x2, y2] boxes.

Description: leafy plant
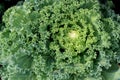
[[0, 0, 120, 80]]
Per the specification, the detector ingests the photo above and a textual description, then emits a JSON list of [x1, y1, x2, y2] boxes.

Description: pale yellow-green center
[[68, 31, 79, 39]]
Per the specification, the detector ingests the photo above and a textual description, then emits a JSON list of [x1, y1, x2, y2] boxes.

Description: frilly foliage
[[0, 0, 120, 80]]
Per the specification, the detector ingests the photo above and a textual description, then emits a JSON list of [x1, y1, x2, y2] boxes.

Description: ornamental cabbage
[[0, 0, 120, 80]]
